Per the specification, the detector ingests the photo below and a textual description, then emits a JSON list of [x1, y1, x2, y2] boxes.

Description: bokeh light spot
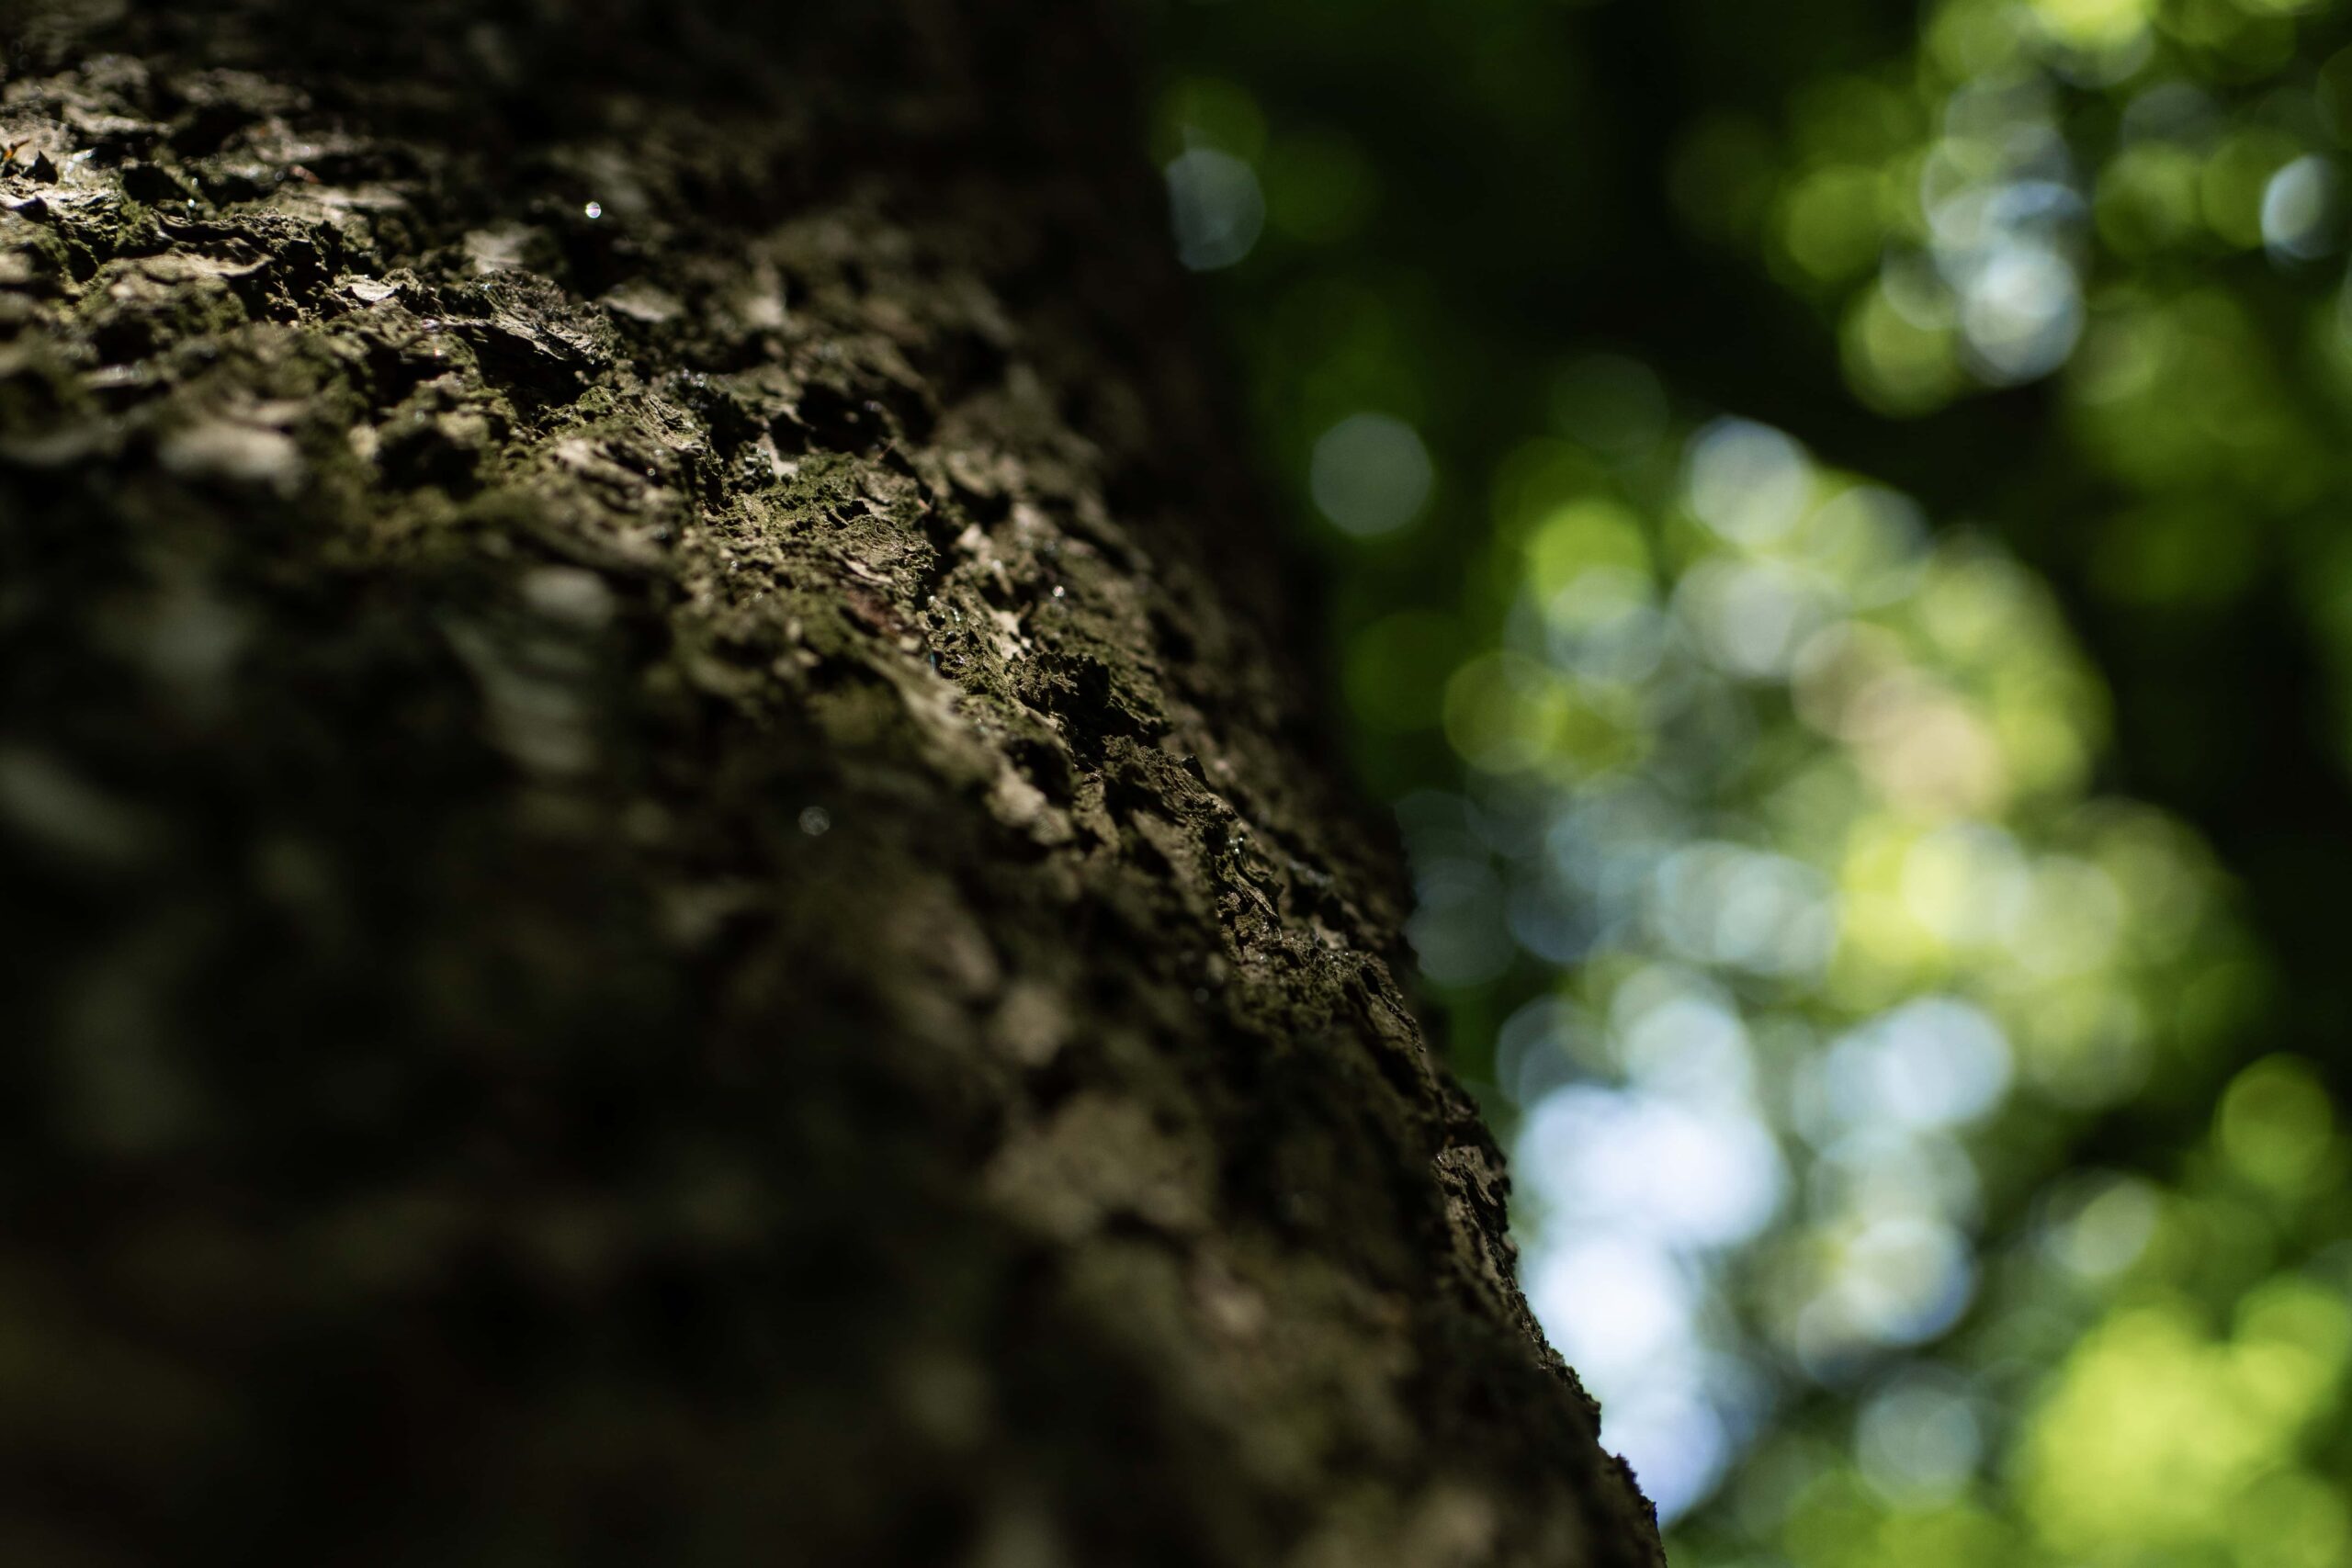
[[1165, 147, 1265, 271], [1311, 412, 1435, 537]]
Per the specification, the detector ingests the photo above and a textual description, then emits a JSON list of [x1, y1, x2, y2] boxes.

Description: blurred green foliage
[[1154, 0, 2352, 1558]]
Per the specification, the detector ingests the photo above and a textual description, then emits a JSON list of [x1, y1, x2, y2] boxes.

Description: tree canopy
[[1154, 0, 2352, 1560]]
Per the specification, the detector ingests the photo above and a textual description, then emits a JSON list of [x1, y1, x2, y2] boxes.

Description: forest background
[[1155, 0, 2352, 1562]]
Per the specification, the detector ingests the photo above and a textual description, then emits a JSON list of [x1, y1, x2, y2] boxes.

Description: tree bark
[[0, 5, 1661, 1562]]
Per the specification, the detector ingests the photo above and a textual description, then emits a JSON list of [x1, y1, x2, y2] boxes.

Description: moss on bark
[[0, 5, 1662, 1562]]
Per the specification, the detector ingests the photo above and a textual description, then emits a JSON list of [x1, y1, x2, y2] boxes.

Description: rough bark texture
[[0, 5, 1661, 1563]]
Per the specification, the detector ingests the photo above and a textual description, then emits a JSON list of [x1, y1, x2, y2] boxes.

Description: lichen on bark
[[0, 4, 1662, 1562]]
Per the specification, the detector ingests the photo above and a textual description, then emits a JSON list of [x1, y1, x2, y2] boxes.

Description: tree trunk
[[0, 5, 1661, 1562]]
